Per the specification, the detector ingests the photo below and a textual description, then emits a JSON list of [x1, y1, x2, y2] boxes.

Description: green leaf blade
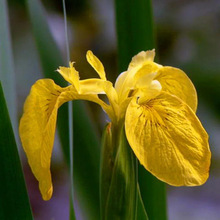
[[0, 82, 33, 220], [114, 0, 155, 72], [0, 0, 17, 130], [138, 167, 167, 220]]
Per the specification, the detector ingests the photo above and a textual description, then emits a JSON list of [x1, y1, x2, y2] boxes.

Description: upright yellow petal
[[128, 50, 156, 70], [115, 71, 128, 93], [57, 62, 80, 92], [117, 59, 160, 103], [156, 66, 198, 112], [135, 72, 157, 89], [86, 50, 107, 80], [125, 92, 211, 186]]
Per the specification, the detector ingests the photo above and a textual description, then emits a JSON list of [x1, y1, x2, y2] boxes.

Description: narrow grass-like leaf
[[0, 0, 17, 131], [114, 0, 167, 219], [62, 0, 75, 218], [100, 124, 137, 220], [0, 82, 33, 220], [26, 0, 100, 219], [136, 185, 149, 220]]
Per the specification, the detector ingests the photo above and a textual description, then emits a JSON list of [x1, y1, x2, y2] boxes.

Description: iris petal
[[86, 50, 107, 80], [117, 60, 161, 103], [137, 80, 162, 104], [156, 66, 198, 112], [57, 62, 80, 91], [128, 50, 156, 70], [19, 79, 112, 200], [115, 71, 128, 93], [19, 79, 70, 200], [125, 92, 211, 186], [80, 78, 119, 121]]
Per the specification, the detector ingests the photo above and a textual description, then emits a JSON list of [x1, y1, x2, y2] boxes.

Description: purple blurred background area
[[8, 0, 220, 219]]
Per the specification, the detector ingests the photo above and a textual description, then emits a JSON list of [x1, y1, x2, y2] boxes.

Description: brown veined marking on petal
[[137, 105, 184, 178], [125, 92, 211, 186]]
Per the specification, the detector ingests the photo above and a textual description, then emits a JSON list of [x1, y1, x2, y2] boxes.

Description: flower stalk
[[100, 123, 137, 219]]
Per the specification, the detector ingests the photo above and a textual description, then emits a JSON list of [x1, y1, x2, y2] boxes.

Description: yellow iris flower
[[19, 50, 211, 201]]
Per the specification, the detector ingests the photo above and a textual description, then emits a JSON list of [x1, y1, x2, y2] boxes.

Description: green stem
[[62, 1, 75, 219], [114, 0, 167, 219], [100, 123, 137, 219]]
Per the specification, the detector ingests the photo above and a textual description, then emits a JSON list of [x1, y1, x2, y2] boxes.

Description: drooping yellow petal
[[125, 92, 211, 186], [19, 79, 112, 200], [57, 62, 80, 92], [128, 50, 156, 70], [19, 79, 71, 200], [86, 50, 107, 80], [156, 66, 198, 112]]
